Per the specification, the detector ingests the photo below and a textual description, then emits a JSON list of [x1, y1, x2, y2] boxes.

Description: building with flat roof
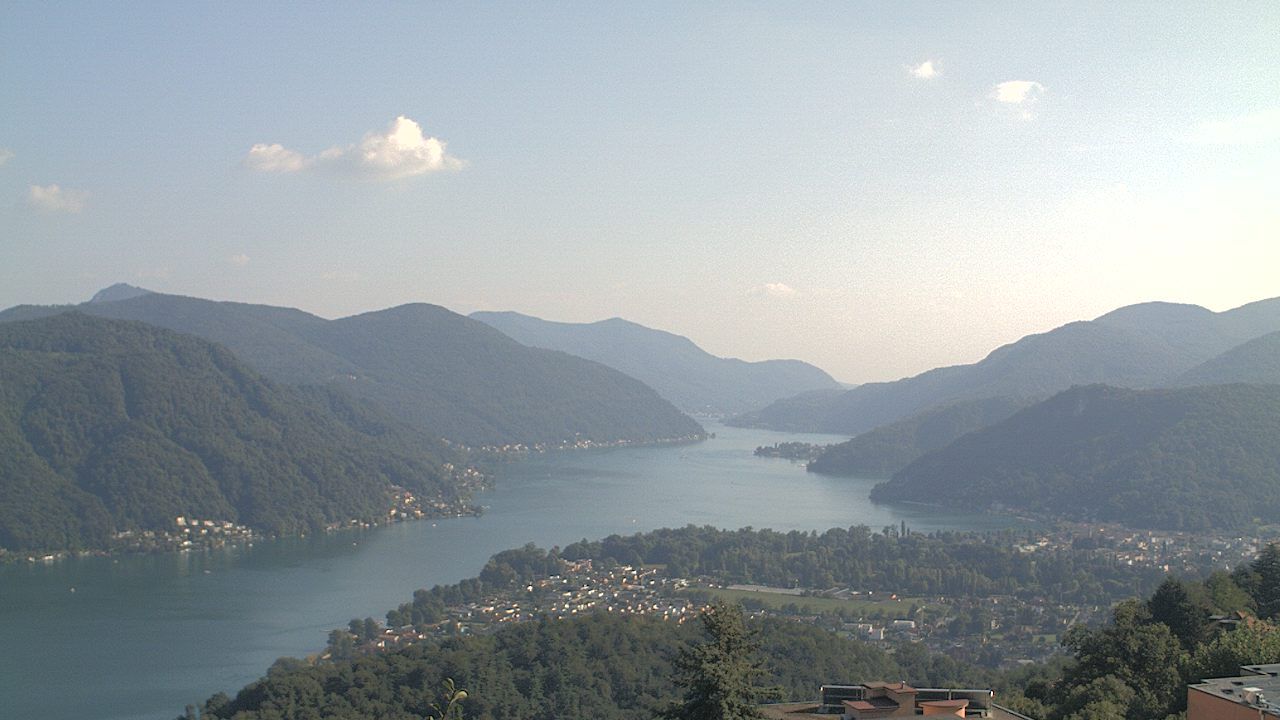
[[1188, 663, 1280, 719], [759, 681, 1035, 719]]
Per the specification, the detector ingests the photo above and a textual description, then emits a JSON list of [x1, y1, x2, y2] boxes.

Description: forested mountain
[[0, 290, 704, 447], [0, 313, 471, 552], [807, 396, 1033, 477], [731, 297, 1280, 435], [872, 384, 1280, 531], [1173, 330, 1280, 387], [471, 311, 840, 415]]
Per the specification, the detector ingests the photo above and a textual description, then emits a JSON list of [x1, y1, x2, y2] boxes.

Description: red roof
[[843, 698, 899, 712], [864, 681, 917, 693], [920, 699, 969, 708]]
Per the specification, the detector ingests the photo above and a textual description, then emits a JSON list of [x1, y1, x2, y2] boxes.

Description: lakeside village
[[322, 524, 1268, 671], [3, 429, 709, 565], [5, 463, 489, 564], [469, 430, 709, 456]]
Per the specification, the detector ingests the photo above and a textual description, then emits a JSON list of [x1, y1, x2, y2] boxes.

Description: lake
[[0, 422, 1019, 720]]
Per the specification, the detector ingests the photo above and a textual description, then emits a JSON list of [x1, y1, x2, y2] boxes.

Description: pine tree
[[662, 602, 776, 720], [1254, 544, 1280, 619], [1146, 577, 1206, 650]]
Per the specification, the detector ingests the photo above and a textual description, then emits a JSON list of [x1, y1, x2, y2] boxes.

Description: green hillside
[[871, 384, 1280, 531], [0, 290, 704, 447], [0, 313, 470, 552], [472, 311, 841, 415], [807, 396, 1033, 477], [193, 611, 963, 720]]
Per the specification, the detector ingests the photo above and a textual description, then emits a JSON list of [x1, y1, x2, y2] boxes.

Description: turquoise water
[[0, 422, 1017, 720]]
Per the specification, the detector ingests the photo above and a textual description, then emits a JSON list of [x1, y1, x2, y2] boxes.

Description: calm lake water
[[0, 422, 1018, 720]]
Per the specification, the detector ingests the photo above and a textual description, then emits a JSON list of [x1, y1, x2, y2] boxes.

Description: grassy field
[[683, 586, 937, 617]]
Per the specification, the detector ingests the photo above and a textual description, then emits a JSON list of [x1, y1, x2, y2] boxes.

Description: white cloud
[[243, 143, 308, 172], [27, 184, 88, 213], [990, 80, 1046, 119], [750, 282, 798, 299], [243, 116, 463, 181], [991, 80, 1044, 104], [1186, 108, 1280, 145], [229, 253, 251, 267], [0, 148, 13, 166], [910, 60, 938, 80]]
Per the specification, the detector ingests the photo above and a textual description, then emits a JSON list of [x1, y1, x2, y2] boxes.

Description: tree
[[1053, 601, 1185, 720], [662, 602, 776, 720], [1186, 620, 1280, 681], [1254, 544, 1280, 619], [1147, 577, 1207, 650], [426, 678, 468, 720]]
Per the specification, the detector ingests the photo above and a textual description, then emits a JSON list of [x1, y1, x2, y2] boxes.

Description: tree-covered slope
[[807, 396, 1034, 477], [732, 297, 1280, 435], [194, 612, 955, 720], [871, 384, 1280, 531], [1172, 330, 1280, 387], [472, 311, 841, 415], [0, 313, 468, 552], [307, 304, 705, 446], [0, 290, 704, 447]]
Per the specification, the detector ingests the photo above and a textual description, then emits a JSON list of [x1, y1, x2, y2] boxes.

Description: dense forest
[[193, 610, 1001, 720], [807, 395, 1032, 477], [874, 384, 1280, 531], [0, 313, 471, 552], [731, 298, 1280, 435], [0, 289, 705, 447], [472, 311, 840, 415]]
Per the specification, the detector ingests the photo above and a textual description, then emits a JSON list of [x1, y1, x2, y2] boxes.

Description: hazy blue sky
[[3, 2, 1278, 382]]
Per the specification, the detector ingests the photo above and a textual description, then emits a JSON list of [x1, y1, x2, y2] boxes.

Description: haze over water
[[0, 422, 1020, 720]]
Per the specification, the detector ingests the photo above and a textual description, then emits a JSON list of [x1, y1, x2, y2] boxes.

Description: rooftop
[[1188, 663, 1280, 717]]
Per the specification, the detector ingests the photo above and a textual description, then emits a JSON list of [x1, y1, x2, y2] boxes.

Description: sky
[[2, 2, 1278, 383]]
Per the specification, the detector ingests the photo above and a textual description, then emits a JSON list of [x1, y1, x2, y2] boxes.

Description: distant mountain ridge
[[0, 290, 704, 447], [806, 395, 1034, 477], [471, 310, 840, 415], [731, 297, 1280, 435], [88, 282, 152, 304], [0, 313, 471, 552], [1172, 330, 1280, 387], [870, 383, 1280, 531]]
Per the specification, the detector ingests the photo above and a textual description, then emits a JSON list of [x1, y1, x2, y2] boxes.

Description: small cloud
[[27, 184, 88, 213], [243, 116, 463, 181], [910, 60, 938, 80], [991, 80, 1044, 104], [749, 282, 798, 299], [0, 148, 13, 166], [243, 143, 308, 173], [990, 80, 1046, 119], [1185, 108, 1280, 145], [229, 253, 250, 267]]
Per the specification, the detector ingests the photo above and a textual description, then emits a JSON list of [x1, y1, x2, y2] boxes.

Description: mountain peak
[[89, 283, 152, 304]]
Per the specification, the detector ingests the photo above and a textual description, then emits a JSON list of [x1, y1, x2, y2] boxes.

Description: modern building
[[760, 681, 1036, 719], [1187, 663, 1280, 719]]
